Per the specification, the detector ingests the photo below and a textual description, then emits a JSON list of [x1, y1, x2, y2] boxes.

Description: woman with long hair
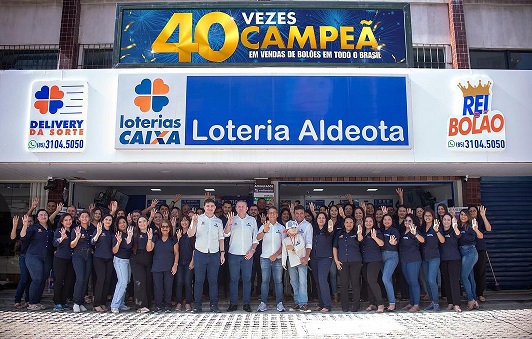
[[381, 214, 400, 311], [436, 203, 448, 223], [130, 216, 153, 313], [175, 215, 195, 312], [328, 204, 344, 303], [91, 214, 115, 312], [10, 215, 32, 309], [361, 216, 385, 313], [52, 214, 75, 311], [420, 208, 445, 311], [469, 205, 492, 302], [333, 216, 363, 312], [399, 214, 425, 313], [70, 210, 95, 312], [110, 216, 133, 313], [309, 212, 334, 312], [439, 211, 462, 312], [458, 209, 483, 310], [279, 208, 291, 226]]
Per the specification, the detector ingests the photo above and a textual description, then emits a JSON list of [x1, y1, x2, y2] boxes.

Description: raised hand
[[75, 226, 81, 239], [171, 216, 177, 228], [263, 220, 270, 233], [452, 219, 459, 232], [328, 219, 334, 233], [56, 202, 64, 212], [339, 206, 345, 218], [31, 197, 39, 209], [309, 202, 315, 212], [127, 226, 133, 237], [191, 207, 197, 214], [407, 208, 413, 215], [12, 215, 19, 228], [361, 202, 367, 213], [370, 228, 377, 239], [176, 229, 182, 240], [380, 206, 387, 214], [227, 212, 235, 226], [191, 214, 198, 224], [472, 218, 478, 230], [150, 199, 158, 209], [60, 227, 67, 240], [396, 188, 404, 197], [173, 194, 183, 203], [289, 202, 295, 214], [88, 203, 95, 212], [479, 205, 487, 217], [433, 219, 440, 232], [357, 224, 362, 235], [345, 194, 353, 204], [127, 213, 132, 225], [260, 213, 266, 225], [22, 214, 28, 225], [411, 224, 417, 236], [115, 231, 122, 243], [389, 235, 398, 245], [149, 208, 156, 219], [147, 228, 153, 240]]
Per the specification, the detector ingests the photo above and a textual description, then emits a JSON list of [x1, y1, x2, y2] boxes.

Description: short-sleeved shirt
[[382, 227, 400, 252], [399, 232, 422, 263], [53, 228, 72, 259], [361, 229, 384, 263], [458, 226, 477, 247], [420, 226, 442, 260], [475, 218, 488, 251], [112, 232, 133, 259], [311, 227, 333, 259], [258, 223, 285, 259], [92, 228, 114, 259], [225, 214, 259, 255], [333, 230, 362, 262], [295, 219, 313, 250], [193, 214, 224, 254], [24, 224, 54, 257], [440, 229, 461, 261], [151, 236, 177, 272], [178, 232, 195, 265], [71, 224, 96, 256]]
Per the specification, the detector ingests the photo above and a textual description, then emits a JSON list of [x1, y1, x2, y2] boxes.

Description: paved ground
[[0, 288, 530, 338]]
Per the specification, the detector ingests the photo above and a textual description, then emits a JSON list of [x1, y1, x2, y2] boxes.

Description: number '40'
[[152, 12, 238, 63]]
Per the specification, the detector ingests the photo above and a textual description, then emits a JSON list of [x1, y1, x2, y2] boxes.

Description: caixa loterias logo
[[118, 78, 181, 146], [446, 76, 506, 151]]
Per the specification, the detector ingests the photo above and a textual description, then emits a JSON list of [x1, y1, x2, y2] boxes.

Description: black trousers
[[363, 261, 383, 306], [153, 271, 174, 308], [441, 259, 461, 306], [131, 251, 153, 309], [474, 249, 487, 297], [93, 257, 113, 307], [339, 261, 362, 311], [53, 256, 74, 305]]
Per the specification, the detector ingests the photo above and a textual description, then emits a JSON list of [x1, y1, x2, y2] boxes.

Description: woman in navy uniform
[[381, 213, 400, 311], [361, 216, 385, 313], [91, 214, 115, 312], [52, 213, 75, 311], [399, 214, 425, 312], [110, 216, 134, 313], [131, 216, 153, 313], [309, 212, 334, 312], [420, 209, 445, 311], [175, 215, 195, 312], [440, 211, 462, 312]]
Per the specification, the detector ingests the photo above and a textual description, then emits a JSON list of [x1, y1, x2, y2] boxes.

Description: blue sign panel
[[185, 76, 409, 147], [115, 3, 412, 66]]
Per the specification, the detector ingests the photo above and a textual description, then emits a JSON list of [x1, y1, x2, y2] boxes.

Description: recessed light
[[367, 188, 378, 192], [204, 188, 215, 192], [313, 188, 324, 192], [160, 170, 171, 173], [151, 188, 161, 191]]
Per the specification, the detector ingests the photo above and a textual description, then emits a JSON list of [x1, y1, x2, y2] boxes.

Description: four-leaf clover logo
[[134, 78, 170, 113]]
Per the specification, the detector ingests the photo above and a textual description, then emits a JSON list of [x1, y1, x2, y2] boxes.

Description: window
[[0, 45, 58, 70], [470, 50, 532, 70], [78, 44, 113, 69], [413, 45, 449, 69]]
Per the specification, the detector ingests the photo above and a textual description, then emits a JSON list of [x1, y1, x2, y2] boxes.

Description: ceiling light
[[367, 188, 378, 192], [204, 188, 215, 192], [151, 188, 161, 191], [313, 188, 324, 192]]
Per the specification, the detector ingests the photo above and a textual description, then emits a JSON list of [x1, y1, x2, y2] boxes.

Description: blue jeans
[[401, 261, 422, 306], [382, 251, 399, 304], [194, 251, 220, 308], [460, 245, 478, 302], [329, 260, 338, 294], [423, 257, 441, 304], [260, 257, 283, 304], [25, 253, 52, 304], [175, 264, 194, 304], [72, 252, 93, 305], [111, 257, 130, 309], [309, 257, 333, 309], [228, 253, 253, 305], [287, 259, 308, 306], [14, 254, 31, 303]]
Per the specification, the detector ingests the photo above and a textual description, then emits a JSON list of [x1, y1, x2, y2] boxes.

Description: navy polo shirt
[[333, 230, 362, 262], [53, 228, 72, 259], [475, 219, 487, 251], [92, 228, 114, 259], [440, 229, 461, 261], [399, 232, 422, 263], [178, 233, 195, 266], [24, 224, 54, 257], [112, 232, 133, 259], [361, 229, 384, 263], [382, 227, 400, 252], [71, 225, 94, 256], [393, 220, 406, 235], [459, 227, 477, 246], [420, 226, 442, 260], [151, 236, 177, 272], [311, 228, 333, 259], [136, 232, 149, 251]]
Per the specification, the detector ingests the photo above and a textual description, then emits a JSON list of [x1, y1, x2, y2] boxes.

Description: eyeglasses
[[37, 213, 48, 217], [161, 226, 170, 229]]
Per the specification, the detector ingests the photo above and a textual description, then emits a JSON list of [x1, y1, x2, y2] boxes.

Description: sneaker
[[243, 304, 251, 312], [433, 303, 440, 312], [175, 303, 182, 311], [226, 304, 237, 312], [119, 305, 130, 311], [276, 302, 286, 312], [257, 302, 267, 312], [62, 304, 71, 310], [73, 304, 81, 313], [111, 308, 119, 314], [137, 307, 150, 313], [79, 304, 87, 312], [423, 303, 434, 311], [185, 304, 192, 312], [299, 304, 311, 313], [288, 304, 300, 312], [192, 307, 202, 313], [210, 305, 221, 313], [53, 304, 64, 311], [27, 304, 41, 311], [93, 306, 105, 312]]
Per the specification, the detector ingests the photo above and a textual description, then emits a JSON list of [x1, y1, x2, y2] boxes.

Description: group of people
[[10, 190, 491, 314]]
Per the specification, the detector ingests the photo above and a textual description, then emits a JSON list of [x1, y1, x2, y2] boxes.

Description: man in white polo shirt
[[224, 200, 258, 312], [187, 198, 225, 313]]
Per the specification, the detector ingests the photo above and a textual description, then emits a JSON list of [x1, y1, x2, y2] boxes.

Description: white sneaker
[[111, 308, 119, 314], [73, 304, 81, 313], [79, 304, 87, 312], [119, 305, 130, 311], [257, 302, 267, 312], [277, 302, 286, 312]]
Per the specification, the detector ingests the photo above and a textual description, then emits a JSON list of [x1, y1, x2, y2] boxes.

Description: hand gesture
[[22, 214, 29, 226], [109, 201, 118, 213], [60, 227, 67, 240], [31, 197, 39, 209], [361, 202, 367, 213], [204, 192, 211, 200], [479, 205, 487, 218], [115, 231, 122, 243], [147, 228, 153, 240], [345, 194, 353, 204], [357, 224, 362, 235], [289, 202, 295, 214], [339, 206, 345, 218], [127, 226, 133, 237], [191, 214, 198, 224], [162, 210, 169, 220], [472, 218, 478, 230], [75, 226, 81, 239], [263, 221, 270, 233], [389, 235, 398, 245], [149, 208, 156, 219], [380, 206, 387, 214], [407, 208, 413, 215], [328, 219, 334, 233], [12, 215, 19, 228], [127, 213, 132, 225], [227, 212, 235, 226], [150, 199, 158, 209], [176, 229, 182, 240], [411, 224, 417, 236], [396, 188, 404, 197], [449, 207, 456, 217], [260, 213, 266, 225], [173, 194, 183, 203], [309, 202, 315, 212], [191, 207, 197, 214], [266, 196, 275, 208], [88, 203, 95, 212], [433, 219, 440, 232], [336, 260, 343, 271], [171, 216, 177, 228], [96, 222, 103, 234], [370, 228, 377, 239], [56, 202, 64, 213], [452, 219, 458, 232]]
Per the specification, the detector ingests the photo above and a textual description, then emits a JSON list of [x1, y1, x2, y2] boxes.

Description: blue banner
[[185, 76, 409, 147], [115, 3, 411, 66]]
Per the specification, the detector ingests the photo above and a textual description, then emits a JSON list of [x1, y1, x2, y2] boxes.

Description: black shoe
[[210, 305, 221, 313], [227, 304, 238, 312], [243, 304, 251, 312], [192, 307, 202, 313]]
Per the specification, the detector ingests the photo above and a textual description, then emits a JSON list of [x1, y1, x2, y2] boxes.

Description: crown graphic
[[458, 80, 492, 97]]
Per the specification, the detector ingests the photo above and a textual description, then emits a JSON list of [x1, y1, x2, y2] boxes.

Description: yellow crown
[[458, 80, 492, 97]]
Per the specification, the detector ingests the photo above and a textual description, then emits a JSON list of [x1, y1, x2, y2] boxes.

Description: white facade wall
[[0, 5, 62, 45]]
